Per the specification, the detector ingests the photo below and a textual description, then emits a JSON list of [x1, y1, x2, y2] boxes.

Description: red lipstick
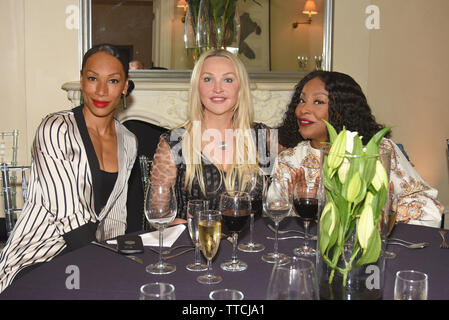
[[92, 99, 110, 108]]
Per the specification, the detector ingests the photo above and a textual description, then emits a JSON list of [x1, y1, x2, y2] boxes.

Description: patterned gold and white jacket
[[273, 139, 443, 228]]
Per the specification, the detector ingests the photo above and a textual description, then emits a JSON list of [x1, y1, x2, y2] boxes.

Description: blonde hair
[[182, 49, 258, 195]]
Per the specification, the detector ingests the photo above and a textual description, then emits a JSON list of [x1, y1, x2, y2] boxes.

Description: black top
[[162, 123, 273, 220]]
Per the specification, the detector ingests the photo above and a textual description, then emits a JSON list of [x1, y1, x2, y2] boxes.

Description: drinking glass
[[293, 183, 319, 256], [209, 289, 244, 300], [139, 282, 176, 300], [262, 176, 292, 265], [197, 210, 222, 284], [219, 191, 251, 272], [394, 270, 428, 300], [238, 171, 265, 253], [144, 183, 177, 275], [266, 257, 319, 300], [186, 200, 208, 271]]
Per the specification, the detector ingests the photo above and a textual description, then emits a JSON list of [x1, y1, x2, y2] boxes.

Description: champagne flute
[[186, 200, 208, 271], [262, 176, 292, 265], [197, 210, 222, 284], [266, 256, 319, 300], [293, 183, 319, 256], [238, 171, 265, 253], [220, 191, 251, 272], [144, 183, 177, 275]]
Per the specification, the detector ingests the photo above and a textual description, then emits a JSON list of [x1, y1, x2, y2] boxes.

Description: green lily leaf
[[323, 120, 338, 144], [355, 228, 381, 267]]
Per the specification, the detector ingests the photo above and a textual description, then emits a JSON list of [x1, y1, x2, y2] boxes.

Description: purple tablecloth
[[1, 217, 448, 300]]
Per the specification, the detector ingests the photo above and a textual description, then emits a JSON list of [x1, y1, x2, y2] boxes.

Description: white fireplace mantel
[[61, 77, 297, 129]]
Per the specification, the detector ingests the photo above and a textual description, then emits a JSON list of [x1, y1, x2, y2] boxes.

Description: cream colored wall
[[334, 0, 449, 209]]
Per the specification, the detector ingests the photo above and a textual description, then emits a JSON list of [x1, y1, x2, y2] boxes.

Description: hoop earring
[[121, 94, 127, 110]]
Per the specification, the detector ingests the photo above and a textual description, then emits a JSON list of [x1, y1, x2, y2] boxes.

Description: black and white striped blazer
[[0, 107, 137, 293]]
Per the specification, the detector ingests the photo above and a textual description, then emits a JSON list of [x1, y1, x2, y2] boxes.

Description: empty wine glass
[[186, 200, 208, 271], [266, 257, 319, 300], [394, 270, 428, 300], [262, 176, 292, 265], [197, 210, 222, 284], [209, 289, 244, 300], [144, 183, 177, 275], [238, 170, 265, 253], [220, 191, 251, 272], [293, 182, 319, 256], [139, 282, 176, 300]]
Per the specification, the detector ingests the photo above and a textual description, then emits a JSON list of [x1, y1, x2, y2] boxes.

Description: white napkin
[[107, 224, 186, 247]]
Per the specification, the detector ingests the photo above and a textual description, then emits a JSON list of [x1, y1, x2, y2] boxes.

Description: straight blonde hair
[[181, 49, 259, 196]]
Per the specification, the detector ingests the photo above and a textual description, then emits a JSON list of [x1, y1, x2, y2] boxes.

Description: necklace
[[218, 141, 227, 150]]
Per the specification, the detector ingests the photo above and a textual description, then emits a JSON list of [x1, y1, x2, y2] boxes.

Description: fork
[[164, 248, 194, 260], [267, 224, 306, 236], [439, 230, 449, 249]]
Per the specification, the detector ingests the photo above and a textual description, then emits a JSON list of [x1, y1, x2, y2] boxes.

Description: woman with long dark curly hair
[[274, 71, 443, 228]]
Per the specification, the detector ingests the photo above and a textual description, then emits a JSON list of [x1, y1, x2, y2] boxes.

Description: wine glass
[[266, 257, 319, 300], [219, 191, 251, 272], [144, 182, 177, 275], [197, 210, 222, 284], [238, 171, 265, 253], [186, 200, 208, 271], [293, 183, 319, 256], [394, 270, 428, 300], [209, 289, 244, 300], [139, 282, 176, 300], [262, 176, 292, 265]]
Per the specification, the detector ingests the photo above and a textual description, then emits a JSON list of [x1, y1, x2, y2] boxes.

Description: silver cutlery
[[439, 230, 449, 249], [388, 241, 429, 249], [266, 235, 318, 241], [267, 224, 307, 236], [91, 241, 143, 264], [164, 248, 194, 260], [147, 245, 194, 255]]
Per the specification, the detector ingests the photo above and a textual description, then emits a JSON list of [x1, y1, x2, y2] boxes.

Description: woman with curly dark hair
[[274, 71, 443, 228]]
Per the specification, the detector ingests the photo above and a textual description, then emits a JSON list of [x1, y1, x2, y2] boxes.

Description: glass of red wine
[[293, 183, 319, 257], [238, 170, 265, 253], [219, 191, 251, 272]]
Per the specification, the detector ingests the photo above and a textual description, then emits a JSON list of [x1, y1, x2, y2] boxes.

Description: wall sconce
[[177, 0, 188, 23], [292, 0, 318, 28]]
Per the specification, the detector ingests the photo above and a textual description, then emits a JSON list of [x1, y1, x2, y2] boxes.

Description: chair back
[[1, 164, 30, 237], [0, 130, 19, 166]]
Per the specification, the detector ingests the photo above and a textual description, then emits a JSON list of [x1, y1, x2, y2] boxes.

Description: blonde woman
[[150, 49, 277, 221]]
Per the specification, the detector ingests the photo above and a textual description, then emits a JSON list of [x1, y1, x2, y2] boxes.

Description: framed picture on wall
[[238, 0, 270, 71]]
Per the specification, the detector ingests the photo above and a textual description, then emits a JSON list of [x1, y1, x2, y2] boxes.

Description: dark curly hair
[[277, 70, 391, 148]]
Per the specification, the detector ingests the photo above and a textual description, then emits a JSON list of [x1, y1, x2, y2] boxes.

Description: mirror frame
[[79, 0, 333, 81]]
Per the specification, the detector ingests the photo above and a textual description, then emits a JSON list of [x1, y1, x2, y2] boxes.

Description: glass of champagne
[[394, 270, 428, 300], [293, 183, 319, 256], [186, 200, 208, 271], [144, 182, 177, 274], [220, 191, 251, 272], [262, 176, 292, 265], [238, 171, 265, 253], [266, 256, 319, 300], [197, 210, 222, 284]]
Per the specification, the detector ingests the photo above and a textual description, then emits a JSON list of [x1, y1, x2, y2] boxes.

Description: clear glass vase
[[196, 0, 241, 54], [316, 147, 392, 300]]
